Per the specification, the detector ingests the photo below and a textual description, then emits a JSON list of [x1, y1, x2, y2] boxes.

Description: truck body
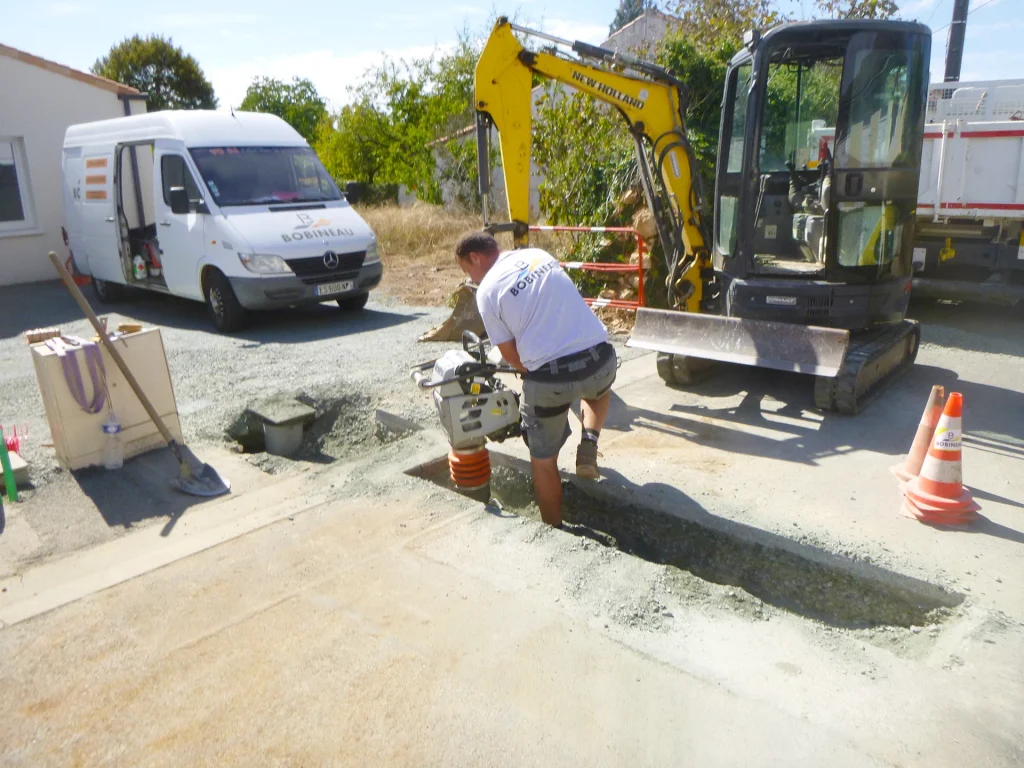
[[914, 79, 1024, 302], [811, 79, 1024, 303]]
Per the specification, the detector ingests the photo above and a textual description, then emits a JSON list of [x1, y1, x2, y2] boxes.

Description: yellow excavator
[[452, 16, 932, 414]]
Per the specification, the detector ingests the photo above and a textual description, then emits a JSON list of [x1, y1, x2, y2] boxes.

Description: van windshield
[[189, 146, 342, 206]]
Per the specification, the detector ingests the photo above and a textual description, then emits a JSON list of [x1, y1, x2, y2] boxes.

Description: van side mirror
[[345, 182, 361, 205], [169, 186, 190, 215]]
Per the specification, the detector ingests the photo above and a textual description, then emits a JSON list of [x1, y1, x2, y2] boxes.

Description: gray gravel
[[0, 280, 645, 572], [1, 279, 1018, 576]]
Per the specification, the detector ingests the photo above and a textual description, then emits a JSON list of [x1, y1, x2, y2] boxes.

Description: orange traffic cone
[[890, 385, 945, 485], [902, 392, 980, 525]]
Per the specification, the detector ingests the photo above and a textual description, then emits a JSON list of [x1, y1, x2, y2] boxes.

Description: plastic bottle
[[102, 412, 123, 470], [133, 254, 147, 281]]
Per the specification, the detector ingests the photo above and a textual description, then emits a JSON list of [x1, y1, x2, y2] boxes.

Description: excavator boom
[[474, 18, 710, 312]]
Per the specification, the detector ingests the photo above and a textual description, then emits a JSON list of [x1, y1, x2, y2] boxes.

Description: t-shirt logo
[[515, 257, 544, 277], [509, 256, 558, 297]]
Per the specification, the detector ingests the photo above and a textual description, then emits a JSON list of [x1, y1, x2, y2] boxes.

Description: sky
[[1, 0, 1019, 111]]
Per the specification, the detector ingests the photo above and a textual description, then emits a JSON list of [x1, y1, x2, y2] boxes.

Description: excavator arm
[[474, 17, 711, 312]]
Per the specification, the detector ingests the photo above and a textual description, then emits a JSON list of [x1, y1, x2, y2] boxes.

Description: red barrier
[[530, 225, 647, 310]]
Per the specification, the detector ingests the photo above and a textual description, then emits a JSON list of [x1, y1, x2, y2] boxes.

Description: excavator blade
[[627, 308, 851, 377], [419, 282, 487, 343]]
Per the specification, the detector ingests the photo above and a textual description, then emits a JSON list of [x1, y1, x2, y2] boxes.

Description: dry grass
[[358, 203, 481, 307], [358, 203, 639, 331]]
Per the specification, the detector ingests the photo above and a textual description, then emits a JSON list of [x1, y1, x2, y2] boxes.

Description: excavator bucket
[[627, 308, 851, 377], [419, 282, 487, 343]]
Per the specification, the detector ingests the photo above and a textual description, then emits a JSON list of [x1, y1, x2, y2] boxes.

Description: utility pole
[[943, 0, 969, 82]]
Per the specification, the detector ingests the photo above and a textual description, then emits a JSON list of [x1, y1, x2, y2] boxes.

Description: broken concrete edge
[[374, 409, 424, 435], [9, 452, 29, 488]]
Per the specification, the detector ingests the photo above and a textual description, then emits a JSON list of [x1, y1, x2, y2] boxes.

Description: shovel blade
[[627, 308, 850, 378], [171, 443, 231, 498]]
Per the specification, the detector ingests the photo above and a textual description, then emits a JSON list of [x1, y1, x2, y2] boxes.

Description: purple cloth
[[46, 337, 107, 414]]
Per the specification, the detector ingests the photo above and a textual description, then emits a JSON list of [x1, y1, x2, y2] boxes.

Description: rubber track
[[816, 320, 920, 415]]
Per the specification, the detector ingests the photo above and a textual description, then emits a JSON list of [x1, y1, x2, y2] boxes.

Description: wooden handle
[[48, 252, 177, 447]]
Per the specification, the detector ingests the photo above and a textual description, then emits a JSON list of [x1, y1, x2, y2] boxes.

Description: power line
[[926, 0, 948, 24], [932, 0, 1000, 34]]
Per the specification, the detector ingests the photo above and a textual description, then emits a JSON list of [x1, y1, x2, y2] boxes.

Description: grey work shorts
[[520, 346, 617, 460]]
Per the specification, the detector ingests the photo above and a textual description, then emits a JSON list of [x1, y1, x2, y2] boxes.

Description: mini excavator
[[456, 16, 932, 414]]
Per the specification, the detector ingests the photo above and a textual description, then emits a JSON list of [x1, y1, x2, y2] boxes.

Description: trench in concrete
[[406, 453, 963, 629]]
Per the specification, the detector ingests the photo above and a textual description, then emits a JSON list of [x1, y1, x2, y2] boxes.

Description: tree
[[673, 0, 786, 45], [92, 35, 217, 111], [610, 0, 654, 34], [814, 0, 899, 18], [314, 32, 481, 205], [658, 37, 740, 180], [240, 77, 327, 143]]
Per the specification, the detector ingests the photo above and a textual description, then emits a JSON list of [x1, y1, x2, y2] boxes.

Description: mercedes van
[[62, 110, 382, 332]]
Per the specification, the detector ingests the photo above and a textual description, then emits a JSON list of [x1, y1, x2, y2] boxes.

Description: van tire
[[336, 293, 369, 312], [92, 278, 124, 304], [204, 270, 247, 333]]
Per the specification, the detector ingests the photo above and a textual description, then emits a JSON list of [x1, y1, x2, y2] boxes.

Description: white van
[[62, 110, 382, 332]]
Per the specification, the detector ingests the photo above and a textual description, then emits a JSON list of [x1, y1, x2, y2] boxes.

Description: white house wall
[[0, 54, 145, 286]]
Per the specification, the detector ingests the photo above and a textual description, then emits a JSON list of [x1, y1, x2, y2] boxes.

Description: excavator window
[[834, 33, 924, 269], [725, 63, 752, 175], [717, 62, 752, 258], [759, 58, 842, 173], [749, 49, 846, 272]]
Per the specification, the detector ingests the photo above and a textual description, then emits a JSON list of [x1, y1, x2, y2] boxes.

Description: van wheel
[[204, 270, 247, 333], [93, 278, 124, 304], [336, 293, 369, 312]]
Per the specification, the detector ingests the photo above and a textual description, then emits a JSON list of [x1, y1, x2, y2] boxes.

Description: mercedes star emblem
[[323, 251, 340, 269]]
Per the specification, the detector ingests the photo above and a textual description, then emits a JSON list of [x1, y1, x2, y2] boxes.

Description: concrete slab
[[0, 469, 1020, 766]]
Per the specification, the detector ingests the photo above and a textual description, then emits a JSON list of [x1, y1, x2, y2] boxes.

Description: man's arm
[[496, 340, 527, 374]]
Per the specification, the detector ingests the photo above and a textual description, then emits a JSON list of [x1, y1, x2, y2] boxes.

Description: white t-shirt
[[476, 248, 608, 372]]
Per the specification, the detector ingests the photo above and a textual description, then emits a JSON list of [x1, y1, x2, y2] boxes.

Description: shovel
[[49, 252, 230, 498]]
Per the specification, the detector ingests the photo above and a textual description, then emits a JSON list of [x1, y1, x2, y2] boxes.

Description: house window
[[0, 138, 33, 232]]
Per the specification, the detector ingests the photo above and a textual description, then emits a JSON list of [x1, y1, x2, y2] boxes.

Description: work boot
[[575, 441, 601, 480]]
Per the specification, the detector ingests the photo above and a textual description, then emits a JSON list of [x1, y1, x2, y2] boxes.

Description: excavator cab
[[713, 21, 931, 329], [633, 20, 934, 412]]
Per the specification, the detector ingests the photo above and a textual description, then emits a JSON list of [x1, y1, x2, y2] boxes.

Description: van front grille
[[287, 251, 366, 284]]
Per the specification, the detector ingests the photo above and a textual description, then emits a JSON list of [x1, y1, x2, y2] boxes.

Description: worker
[[454, 231, 617, 528]]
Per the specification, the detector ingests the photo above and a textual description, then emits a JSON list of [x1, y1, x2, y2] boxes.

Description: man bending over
[[455, 231, 617, 528]]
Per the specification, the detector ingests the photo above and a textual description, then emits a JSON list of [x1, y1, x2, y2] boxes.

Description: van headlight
[[239, 253, 292, 274], [364, 240, 380, 264]]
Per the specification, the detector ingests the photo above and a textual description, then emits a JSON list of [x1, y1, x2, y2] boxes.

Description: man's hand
[[497, 340, 527, 374]]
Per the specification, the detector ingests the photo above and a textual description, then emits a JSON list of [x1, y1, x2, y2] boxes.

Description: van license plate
[[316, 280, 354, 297]]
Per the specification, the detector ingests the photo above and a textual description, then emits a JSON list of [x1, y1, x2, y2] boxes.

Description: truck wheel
[[92, 277, 124, 304], [336, 293, 369, 312], [204, 270, 247, 333]]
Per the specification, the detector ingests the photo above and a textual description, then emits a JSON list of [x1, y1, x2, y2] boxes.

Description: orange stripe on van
[[85, 158, 108, 169], [85, 190, 107, 200], [85, 174, 107, 185]]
